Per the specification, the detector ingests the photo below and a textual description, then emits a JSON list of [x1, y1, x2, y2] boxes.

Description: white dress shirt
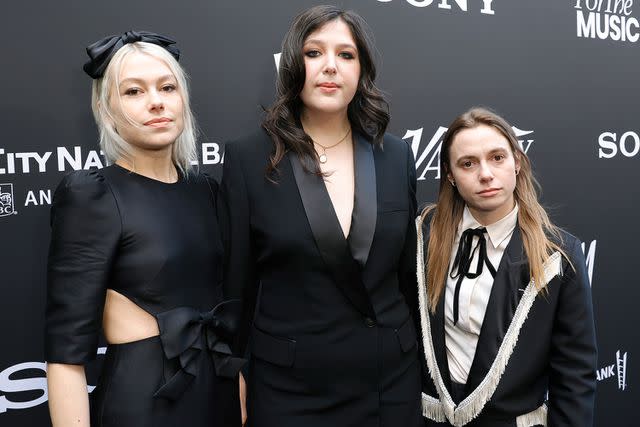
[[445, 204, 518, 384]]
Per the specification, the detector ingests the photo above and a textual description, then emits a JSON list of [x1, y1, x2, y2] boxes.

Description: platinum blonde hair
[[90, 42, 197, 173]]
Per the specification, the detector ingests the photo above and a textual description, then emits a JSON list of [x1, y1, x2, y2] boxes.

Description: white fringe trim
[[421, 392, 447, 422], [516, 404, 547, 427], [421, 396, 548, 427], [416, 217, 561, 427]]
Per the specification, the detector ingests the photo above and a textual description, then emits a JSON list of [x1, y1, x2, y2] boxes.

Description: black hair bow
[[83, 30, 180, 79]]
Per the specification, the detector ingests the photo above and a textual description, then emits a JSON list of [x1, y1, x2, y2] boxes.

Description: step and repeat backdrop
[[0, 0, 636, 425]]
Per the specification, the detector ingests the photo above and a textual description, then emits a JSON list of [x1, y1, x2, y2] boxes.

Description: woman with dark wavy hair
[[218, 5, 421, 427]]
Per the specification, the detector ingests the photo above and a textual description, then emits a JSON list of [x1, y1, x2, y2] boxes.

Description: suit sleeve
[[217, 141, 259, 357], [398, 141, 419, 323], [547, 237, 597, 426], [45, 171, 121, 364]]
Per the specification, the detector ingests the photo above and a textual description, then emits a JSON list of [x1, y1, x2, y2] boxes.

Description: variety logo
[[274, 53, 282, 71], [0, 348, 106, 414], [596, 350, 628, 391], [598, 130, 640, 158], [0, 183, 16, 217], [376, 0, 495, 15], [402, 125, 534, 180], [575, 0, 639, 43]]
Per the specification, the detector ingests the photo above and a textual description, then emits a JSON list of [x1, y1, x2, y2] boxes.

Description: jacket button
[[364, 317, 376, 328]]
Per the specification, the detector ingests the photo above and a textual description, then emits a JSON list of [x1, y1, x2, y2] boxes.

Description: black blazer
[[217, 128, 422, 426], [417, 217, 597, 427]]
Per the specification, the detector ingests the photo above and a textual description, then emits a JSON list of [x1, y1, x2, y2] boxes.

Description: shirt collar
[[458, 203, 519, 249]]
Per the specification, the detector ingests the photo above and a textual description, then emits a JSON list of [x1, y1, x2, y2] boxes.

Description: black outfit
[[417, 217, 597, 427], [45, 164, 241, 427], [218, 129, 422, 427]]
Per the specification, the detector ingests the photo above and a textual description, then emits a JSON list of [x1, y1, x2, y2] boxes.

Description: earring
[[515, 169, 520, 176], [450, 180, 456, 187]]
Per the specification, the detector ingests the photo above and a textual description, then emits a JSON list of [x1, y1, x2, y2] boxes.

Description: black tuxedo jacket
[[417, 216, 597, 427], [217, 128, 422, 427]]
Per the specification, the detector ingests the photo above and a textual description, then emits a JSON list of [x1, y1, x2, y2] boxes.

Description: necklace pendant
[[319, 153, 328, 163]]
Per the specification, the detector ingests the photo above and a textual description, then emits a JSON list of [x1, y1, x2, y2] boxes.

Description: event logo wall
[[597, 350, 628, 391], [598, 130, 640, 158], [376, 0, 495, 15], [402, 125, 534, 180], [0, 145, 223, 176], [0, 183, 16, 217], [576, 0, 639, 42], [273, 0, 496, 69], [0, 145, 224, 214], [582, 240, 597, 286], [0, 348, 105, 414]]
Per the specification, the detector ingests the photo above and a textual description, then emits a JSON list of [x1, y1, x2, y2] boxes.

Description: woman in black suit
[[416, 107, 597, 426], [218, 5, 421, 427]]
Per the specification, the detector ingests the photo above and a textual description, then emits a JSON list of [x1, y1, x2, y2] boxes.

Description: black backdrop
[[0, 0, 637, 425]]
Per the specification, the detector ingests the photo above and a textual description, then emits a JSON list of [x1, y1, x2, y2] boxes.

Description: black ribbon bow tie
[[450, 227, 497, 326], [83, 30, 180, 79], [153, 299, 245, 401]]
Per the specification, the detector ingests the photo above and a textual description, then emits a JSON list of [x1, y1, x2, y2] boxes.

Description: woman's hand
[[239, 372, 247, 426]]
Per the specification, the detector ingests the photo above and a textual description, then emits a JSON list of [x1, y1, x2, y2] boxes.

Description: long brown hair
[[422, 107, 569, 313], [262, 5, 389, 177]]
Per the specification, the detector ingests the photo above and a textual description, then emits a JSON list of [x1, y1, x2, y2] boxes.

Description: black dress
[[45, 164, 242, 427]]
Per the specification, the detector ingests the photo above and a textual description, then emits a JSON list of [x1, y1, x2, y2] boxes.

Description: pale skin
[[447, 124, 520, 225], [239, 19, 362, 424], [301, 18, 361, 237], [47, 52, 183, 427]]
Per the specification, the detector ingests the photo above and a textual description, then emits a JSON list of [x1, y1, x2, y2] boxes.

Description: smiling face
[[110, 52, 184, 154], [447, 124, 520, 224], [299, 19, 361, 116]]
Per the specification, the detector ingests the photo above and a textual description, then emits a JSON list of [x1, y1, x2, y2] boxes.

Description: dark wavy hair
[[263, 5, 390, 176]]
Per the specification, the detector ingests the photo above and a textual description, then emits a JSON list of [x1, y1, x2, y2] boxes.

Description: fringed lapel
[[419, 217, 563, 426], [464, 226, 527, 396], [417, 215, 453, 394]]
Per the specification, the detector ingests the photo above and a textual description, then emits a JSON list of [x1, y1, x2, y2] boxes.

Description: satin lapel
[[347, 133, 376, 268], [464, 226, 527, 395], [288, 152, 376, 319]]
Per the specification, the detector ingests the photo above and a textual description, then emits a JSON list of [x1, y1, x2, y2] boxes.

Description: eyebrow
[[454, 148, 510, 163], [303, 39, 357, 50], [119, 74, 176, 86]]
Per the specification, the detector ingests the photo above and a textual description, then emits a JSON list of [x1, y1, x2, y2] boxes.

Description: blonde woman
[[416, 107, 596, 426], [45, 31, 242, 427]]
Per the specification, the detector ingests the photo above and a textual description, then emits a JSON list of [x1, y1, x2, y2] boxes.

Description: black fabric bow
[[83, 30, 180, 79], [450, 227, 497, 326], [153, 299, 245, 401]]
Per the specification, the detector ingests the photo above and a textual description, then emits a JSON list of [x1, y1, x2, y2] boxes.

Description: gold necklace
[[313, 128, 352, 164]]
